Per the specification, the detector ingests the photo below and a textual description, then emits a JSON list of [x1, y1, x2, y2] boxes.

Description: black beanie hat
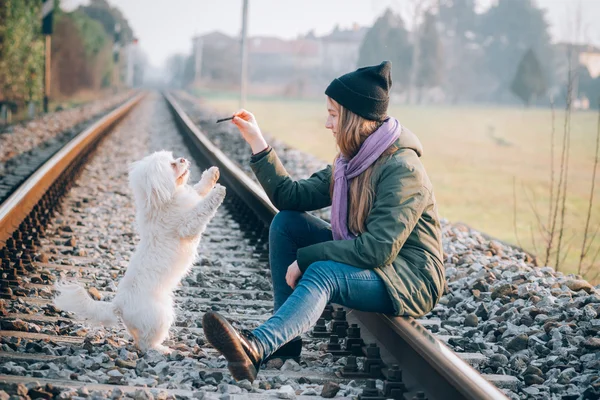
[[325, 61, 392, 122]]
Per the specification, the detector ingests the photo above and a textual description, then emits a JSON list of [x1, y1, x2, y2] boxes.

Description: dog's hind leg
[[123, 321, 148, 353], [148, 322, 173, 354]]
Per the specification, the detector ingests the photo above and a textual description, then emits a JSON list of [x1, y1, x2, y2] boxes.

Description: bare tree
[[395, 0, 435, 104], [579, 102, 600, 276], [517, 2, 599, 280]]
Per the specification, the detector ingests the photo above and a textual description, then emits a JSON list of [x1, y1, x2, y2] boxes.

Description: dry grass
[[199, 91, 600, 280]]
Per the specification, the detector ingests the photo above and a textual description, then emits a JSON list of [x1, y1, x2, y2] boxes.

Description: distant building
[[577, 44, 600, 78], [556, 43, 600, 78], [191, 24, 367, 96], [320, 24, 368, 80], [555, 43, 600, 109], [192, 31, 239, 84]]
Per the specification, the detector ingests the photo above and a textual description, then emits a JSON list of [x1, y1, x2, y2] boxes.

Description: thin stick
[[216, 116, 234, 123], [584, 223, 600, 257], [578, 99, 600, 273], [583, 242, 600, 277], [530, 224, 539, 256], [548, 97, 556, 230], [512, 176, 523, 248], [559, 231, 577, 267], [548, 50, 573, 269], [555, 78, 573, 270], [523, 184, 548, 242]]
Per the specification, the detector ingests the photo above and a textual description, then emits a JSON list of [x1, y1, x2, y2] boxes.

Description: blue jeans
[[252, 211, 395, 358]]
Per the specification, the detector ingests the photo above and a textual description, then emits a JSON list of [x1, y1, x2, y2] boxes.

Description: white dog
[[54, 150, 226, 353]]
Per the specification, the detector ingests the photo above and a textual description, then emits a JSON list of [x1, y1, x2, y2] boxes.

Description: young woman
[[202, 61, 445, 382]]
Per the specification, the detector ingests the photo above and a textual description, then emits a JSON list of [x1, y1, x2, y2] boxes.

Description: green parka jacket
[[249, 126, 445, 317]]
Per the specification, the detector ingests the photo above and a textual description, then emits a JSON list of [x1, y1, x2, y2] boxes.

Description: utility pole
[[193, 36, 204, 84], [41, 0, 54, 113], [113, 23, 121, 93], [240, 0, 249, 109]]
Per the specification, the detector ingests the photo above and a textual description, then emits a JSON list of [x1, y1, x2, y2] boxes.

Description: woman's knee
[[269, 210, 306, 238], [298, 261, 336, 298], [302, 261, 334, 284]]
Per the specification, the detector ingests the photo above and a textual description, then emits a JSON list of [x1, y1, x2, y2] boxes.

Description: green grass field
[[195, 89, 600, 281]]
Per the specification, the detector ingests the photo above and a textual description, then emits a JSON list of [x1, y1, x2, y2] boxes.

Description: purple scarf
[[331, 117, 401, 240]]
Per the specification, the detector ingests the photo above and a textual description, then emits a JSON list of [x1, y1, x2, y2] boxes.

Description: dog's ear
[[145, 159, 175, 210], [128, 155, 175, 211]]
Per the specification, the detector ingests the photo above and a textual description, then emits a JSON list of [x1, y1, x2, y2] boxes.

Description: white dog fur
[[54, 150, 226, 353]]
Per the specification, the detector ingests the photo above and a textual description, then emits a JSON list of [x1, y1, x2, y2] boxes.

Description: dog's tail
[[53, 282, 118, 327]]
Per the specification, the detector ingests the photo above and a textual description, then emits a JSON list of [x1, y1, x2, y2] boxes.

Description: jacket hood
[[395, 125, 423, 157]]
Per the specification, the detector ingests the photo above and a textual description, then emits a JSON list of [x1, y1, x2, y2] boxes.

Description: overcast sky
[[62, 0, 600, 67]]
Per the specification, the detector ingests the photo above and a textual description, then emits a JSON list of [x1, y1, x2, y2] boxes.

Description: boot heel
[[228, 362, 257, 382], [202, 311, 264, 382]]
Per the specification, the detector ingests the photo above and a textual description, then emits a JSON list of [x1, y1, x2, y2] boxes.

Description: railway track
[[0, 92, 513, 399]]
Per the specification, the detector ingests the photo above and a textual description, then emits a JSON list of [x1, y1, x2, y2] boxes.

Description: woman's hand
[[285, 261, 302, 289], [232, 109, 269, 154]]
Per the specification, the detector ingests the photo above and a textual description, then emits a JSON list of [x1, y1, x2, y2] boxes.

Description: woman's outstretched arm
[[250, 148, 332, 211], [231, 109, 332, 211]]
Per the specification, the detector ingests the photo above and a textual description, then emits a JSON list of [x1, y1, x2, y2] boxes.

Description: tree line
[[358, 0, 599, 108], [0, 0, 135, 115]]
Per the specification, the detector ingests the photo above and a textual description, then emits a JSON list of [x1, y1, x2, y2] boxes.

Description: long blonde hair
[[329, 97, 398, 235]]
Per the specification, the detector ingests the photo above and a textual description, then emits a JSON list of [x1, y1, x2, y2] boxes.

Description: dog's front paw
[[201, 166, 219, 186], [194, 167, 220, 196], [212, 183, 226, 200]]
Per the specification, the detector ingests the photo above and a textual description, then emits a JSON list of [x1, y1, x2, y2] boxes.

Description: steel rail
[[0, 92, 146, 247]]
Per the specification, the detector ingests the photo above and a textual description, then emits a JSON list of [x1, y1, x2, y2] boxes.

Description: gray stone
[[115, 359, 136, 369], [524, 375, 545, 385], [489, 354, 509, 368], [119, 349, 137, 361], [66, 356, 84, 370], [557, 368, 577, 384], [524, 366, 543, 377], [136, 358, 149, 374], [522, 387, 540, 396], [144, 350, 166, 366], [236, 380, 253, 391], [281, 359, 302, 372], [565, 279, 593, 293], [320, 382, 340, 399], [130, 377, 157, 387], [76, 375, 98, 383], [169, 350, 185, 361], [152, 361, 169, 375], [217, 384, 241, 394], [464, 313, 479, 327], [133, 390, 154, 400], [107, 369, 123, 377], [110, 388, 123, 400], [276, 385, 296, 399], [583, 337, 600, 350], [57, 390, 78, 400], [475, 303, 490, 320], [506, 334, 529, 351], [265, 358, 284, 369]]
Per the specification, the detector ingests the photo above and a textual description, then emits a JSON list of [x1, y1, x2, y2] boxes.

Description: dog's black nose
[[179, 158, 186, 164]]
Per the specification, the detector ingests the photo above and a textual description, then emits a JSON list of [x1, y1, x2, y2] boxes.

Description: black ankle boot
[[264, 337, 303, 362], [202, 311, 264, 382]]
